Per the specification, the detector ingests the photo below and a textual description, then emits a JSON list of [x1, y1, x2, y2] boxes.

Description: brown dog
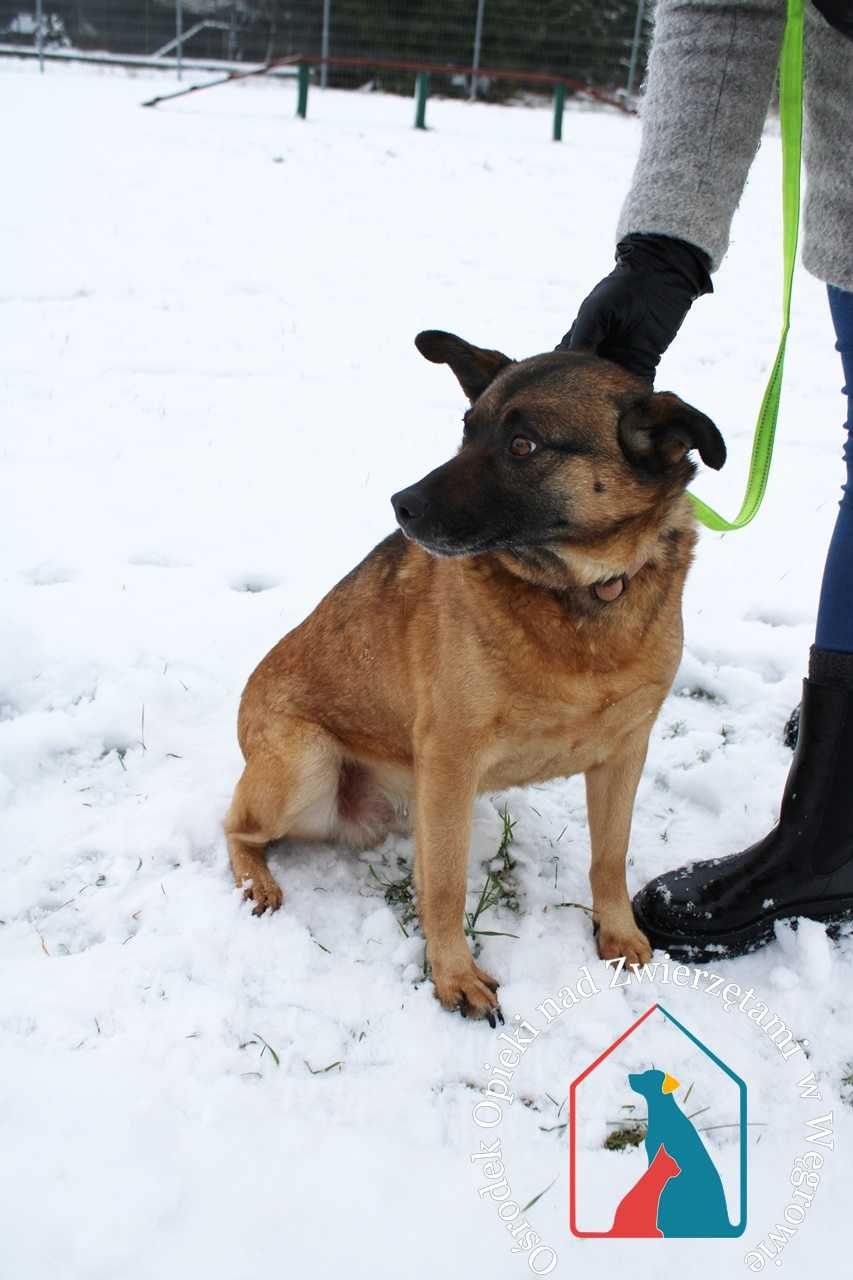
[[225, 332, 725, 1021]]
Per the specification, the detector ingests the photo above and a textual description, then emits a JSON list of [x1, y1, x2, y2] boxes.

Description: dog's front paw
[[596, 920, 652, 967], [432, 961, 503, 1025], [241, 871, 284, 916]]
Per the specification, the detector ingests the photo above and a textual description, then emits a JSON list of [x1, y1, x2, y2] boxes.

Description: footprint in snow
[[230, 576, 279, 594]]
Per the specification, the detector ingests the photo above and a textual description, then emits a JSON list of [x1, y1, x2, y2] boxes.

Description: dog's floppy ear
[[618, 390, 726, 473], [415, 330, 513, 403]]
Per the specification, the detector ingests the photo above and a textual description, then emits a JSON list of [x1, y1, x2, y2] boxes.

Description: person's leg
[[814, 284, 853, 655], [631, 287, 853, 959]]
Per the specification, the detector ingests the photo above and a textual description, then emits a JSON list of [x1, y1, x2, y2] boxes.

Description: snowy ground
[[1, 61, 850, 1279]]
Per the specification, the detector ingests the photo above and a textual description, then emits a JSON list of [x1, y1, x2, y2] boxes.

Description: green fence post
[[296, 62, 310, 119], [552, 82, 566, 142], [414, 71, 429, 130]]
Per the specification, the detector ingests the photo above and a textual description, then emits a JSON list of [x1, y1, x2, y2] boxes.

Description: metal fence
[[1, 2, 652, 98]]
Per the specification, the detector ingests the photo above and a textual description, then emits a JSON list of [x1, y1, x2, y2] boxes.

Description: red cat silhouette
[[608, 1144, 681, 1237]]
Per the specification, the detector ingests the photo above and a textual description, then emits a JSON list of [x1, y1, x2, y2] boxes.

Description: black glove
[[558, 233, 713, 383], [812, 0, 853, 40]]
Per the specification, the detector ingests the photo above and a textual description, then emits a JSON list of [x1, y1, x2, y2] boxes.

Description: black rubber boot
[[783, 702, 800, 750], [633, 649, 853, 961]]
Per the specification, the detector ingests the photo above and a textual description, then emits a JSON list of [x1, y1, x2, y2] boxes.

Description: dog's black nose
[[391, 487, 427, 527]]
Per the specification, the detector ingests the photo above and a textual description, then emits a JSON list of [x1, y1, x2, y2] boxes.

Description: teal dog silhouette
[[629, 1068, 734, 1237]]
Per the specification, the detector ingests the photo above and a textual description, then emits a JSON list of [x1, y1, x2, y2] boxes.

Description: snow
[[1, 60, 850, 1278]]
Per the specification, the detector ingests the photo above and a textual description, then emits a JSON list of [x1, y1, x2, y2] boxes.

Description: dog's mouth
[[400, 527, 497, 558], [399, 522, 574, 560]]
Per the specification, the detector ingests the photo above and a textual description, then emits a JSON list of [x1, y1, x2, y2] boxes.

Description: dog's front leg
[[585, 728, 653, 966], [414, 744, 501, 1021]]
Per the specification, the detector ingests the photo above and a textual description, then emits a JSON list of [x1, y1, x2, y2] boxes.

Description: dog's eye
[[509, 436, 536, 457]]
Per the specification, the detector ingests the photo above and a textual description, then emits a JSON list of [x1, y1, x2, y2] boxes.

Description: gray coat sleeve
[[616, 0, 787, 270]]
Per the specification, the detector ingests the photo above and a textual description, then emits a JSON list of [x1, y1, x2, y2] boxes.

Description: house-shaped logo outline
[[569, 1002, 748, 1238]]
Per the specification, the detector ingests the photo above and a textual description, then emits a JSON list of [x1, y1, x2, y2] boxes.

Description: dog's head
[[391, 331, 725, 579], [628, 1068, 681, 1101]]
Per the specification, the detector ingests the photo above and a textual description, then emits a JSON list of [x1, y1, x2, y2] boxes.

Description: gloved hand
[[558, 233, 713, 383], [812, 0, 853, 40]]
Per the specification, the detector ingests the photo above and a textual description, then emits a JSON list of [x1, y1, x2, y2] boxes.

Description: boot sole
[[633, 895, 853, 963]]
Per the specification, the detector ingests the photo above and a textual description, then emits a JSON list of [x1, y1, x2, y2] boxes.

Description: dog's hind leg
[[224, 720, 341, 915], [585, 727, 653, 966]]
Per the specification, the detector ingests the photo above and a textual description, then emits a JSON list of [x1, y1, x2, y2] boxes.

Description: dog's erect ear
[[618, 391, 726, 473], [415, 330, 513, 403]]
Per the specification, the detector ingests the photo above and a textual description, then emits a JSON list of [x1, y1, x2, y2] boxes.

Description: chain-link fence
[[0, 2, 652, 97]]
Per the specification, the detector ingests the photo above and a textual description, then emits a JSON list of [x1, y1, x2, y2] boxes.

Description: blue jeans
[[815, 285, 853, 654]]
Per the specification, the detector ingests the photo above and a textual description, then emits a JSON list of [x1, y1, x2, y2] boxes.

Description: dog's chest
[[478, 679, 664, 790]]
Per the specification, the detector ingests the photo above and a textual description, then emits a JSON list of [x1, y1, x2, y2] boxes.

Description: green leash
[[688, 0, 804, 532]]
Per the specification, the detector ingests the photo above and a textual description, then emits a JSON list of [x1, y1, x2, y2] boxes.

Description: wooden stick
[[141, 56, 301, 109]]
